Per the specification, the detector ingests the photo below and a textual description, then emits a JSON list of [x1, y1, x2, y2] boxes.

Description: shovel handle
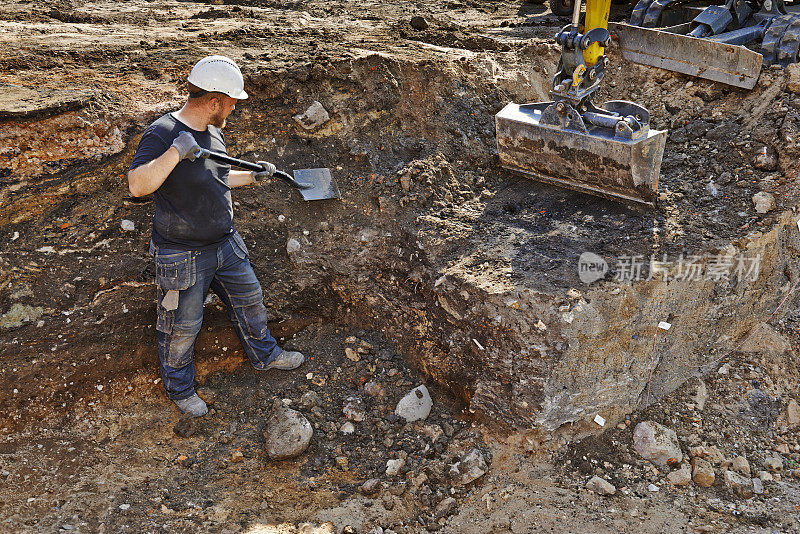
[[194, 148, 314, 190]]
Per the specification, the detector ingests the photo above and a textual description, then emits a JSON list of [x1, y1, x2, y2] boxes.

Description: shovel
[[194, 148, 340, 201]]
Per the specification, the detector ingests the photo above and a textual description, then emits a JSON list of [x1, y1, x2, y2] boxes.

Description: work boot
[[173, 394, 208, 417], [262, 350, 305, 370]]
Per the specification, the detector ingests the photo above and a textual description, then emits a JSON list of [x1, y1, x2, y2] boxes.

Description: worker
[[127, 55, 304, 417]]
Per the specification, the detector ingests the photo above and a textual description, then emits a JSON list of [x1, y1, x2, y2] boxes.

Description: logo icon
[[578, 252, 608, 284]]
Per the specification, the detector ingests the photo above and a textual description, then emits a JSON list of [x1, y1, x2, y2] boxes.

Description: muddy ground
[[2, 0, 800, 532]]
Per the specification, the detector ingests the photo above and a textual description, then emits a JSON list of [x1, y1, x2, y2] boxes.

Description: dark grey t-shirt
[[130, 113, 234, 250]]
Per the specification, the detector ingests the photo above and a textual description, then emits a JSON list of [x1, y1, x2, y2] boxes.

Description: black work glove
[[171, 131, 201, 161], [252, 161, 277, 182]]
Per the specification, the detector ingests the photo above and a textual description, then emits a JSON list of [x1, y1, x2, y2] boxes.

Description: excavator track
[[762, 14, 795, 64], [775, 15, 800, 66]]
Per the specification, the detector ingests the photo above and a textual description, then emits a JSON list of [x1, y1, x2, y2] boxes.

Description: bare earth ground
[[2, 0, 800, 533]]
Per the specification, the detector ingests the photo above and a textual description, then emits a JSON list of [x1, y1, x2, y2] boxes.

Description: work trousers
[[150, 231, 282, 400]]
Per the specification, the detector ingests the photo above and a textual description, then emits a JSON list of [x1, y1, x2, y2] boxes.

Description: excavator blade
[[495, 102, 666, 206], [610, 22, 763, 89]]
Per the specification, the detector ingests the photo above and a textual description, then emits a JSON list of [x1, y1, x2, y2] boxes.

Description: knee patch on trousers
[[230, 289, 268, 340], [164, 318, 203, 369]]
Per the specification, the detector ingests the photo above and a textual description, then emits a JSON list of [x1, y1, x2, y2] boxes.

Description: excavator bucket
[[610, 22, 764, 89], [495, 102, 667, 206]]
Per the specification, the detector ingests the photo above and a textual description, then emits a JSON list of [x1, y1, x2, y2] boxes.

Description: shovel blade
[[610, 22, 763, 89], [496, 102, 666, 206], [293, 168, 340, 201]]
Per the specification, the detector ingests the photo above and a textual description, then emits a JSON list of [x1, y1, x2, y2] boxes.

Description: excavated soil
[[2, 0, 800, 532]]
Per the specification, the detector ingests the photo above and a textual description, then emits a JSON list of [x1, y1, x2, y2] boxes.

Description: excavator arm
[[495, 0, 666, 206]]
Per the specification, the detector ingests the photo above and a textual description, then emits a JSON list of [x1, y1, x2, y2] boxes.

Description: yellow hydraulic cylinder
[[583, 0, 611, 66]]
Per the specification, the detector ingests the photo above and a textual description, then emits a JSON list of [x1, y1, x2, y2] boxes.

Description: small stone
[[752, 191, 775, 213], [718, 363, 730, 375], [764, 455, 783, 471], [343, 396, 366, 422], [752, 477, 764, 495], [785, 399, 800, 426], [647, 483, 660, 492], [120, 219, 135, 231], [752, 148, 778, 171], [345, 347, 360, 362], [692, 458, 715, 487], [666, 464, 692, 486], [787, 63, 800, 93], [119, 503, 130, 510], [277, 214, 286, 223], [360, 478, 381, 496], [449, 449, 487, 485], [298, 390, 321, 409], [434, 496, 457, 519], [399, 173, 412, 193], [173, 415, 198, 438], [586, 475, 616, 496], [410, 16, 429, 30], [336, 456, 349, 470], [731, 456, 750, 476], [263, 402, 313, 460], [692, 378, 709, 411], [395, 385, 432, 422], [758, 470, 773, 482], [341, 422, 355, 434], [633, 421, 683, 467], [724, 470, 754, 499], [231, 450, 244, 463], [293, 101, 330, 130], [386, 457, 405, 476], [363, 380, 384, 397], [286, 238, 301, 254], [704, 445, 725, 465]]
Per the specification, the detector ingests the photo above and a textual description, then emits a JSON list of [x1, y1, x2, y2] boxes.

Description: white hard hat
[[187, 55, 248, 100]]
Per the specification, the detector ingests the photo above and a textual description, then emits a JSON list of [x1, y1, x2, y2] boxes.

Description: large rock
[[263, 402, 313, 460], [633, 421, 683, 467], [395, 385, 432, 422], [449, 449, 487, 485], [586, 475, 616, 495]]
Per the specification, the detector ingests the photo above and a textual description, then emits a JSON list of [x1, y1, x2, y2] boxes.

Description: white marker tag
[[162, 290, 179, 311], [594, 414, 606, 427], [658, 321, 672, 331], [797, 219, 800, 233]]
